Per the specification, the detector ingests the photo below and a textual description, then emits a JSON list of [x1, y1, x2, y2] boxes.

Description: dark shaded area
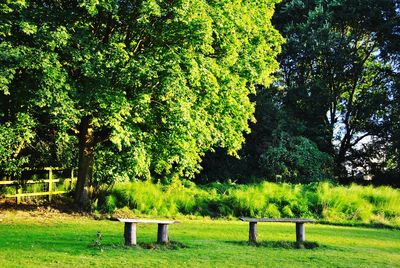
[[0, 195, 89, 213], [89, 241, 188, 251], [197, 85, 333, 184], [138, 241, 188, 250], [227, 240, 320, 249]]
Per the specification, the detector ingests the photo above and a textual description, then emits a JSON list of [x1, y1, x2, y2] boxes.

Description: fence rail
[[0, 167, 76, 204]]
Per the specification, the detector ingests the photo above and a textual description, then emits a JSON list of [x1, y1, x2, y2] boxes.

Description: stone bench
[[118, 218, 180, 246], [240, 218, 316, 244]]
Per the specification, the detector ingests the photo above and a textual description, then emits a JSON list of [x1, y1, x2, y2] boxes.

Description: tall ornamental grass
[[99, 180, 400, 227]]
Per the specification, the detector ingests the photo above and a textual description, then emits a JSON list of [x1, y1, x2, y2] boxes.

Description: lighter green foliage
[[0, 113, 36, 175], [0, 0, 283, 180], [19, 21, 37, 35], [79, 0, 101, 15]]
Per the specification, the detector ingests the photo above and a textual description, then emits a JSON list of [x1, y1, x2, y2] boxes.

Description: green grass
[[0, 211, 400, 267]]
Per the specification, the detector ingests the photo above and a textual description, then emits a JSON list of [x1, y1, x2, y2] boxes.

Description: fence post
[[48, 167, 53, 202], [16, 186, 22, 204]]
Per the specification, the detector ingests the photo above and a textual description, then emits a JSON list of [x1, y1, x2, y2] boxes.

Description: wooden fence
[[0, 167, 76, 204]]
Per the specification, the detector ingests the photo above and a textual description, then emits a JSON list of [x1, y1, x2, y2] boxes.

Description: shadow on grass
[[226, 240, 320, 249], [317, 220, 400, 230], [90, 241, 188, 251], [138, 241, 188, 250], [0, 195, 90, 214]]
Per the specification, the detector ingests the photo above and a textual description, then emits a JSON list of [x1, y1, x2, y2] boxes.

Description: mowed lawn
[[0, 211, 399, 268]]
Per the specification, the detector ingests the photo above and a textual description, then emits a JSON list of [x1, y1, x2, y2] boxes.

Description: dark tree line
[[199, 0, 400, 186]]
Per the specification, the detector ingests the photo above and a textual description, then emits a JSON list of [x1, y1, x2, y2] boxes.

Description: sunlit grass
[[0, 211, 399, 267]]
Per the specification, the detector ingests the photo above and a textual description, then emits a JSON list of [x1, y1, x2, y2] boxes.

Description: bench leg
[[124, 222, 137, 246], [157, 224, 169, 244], [296, 223, 305, 244], [249, 222, 257, 243]]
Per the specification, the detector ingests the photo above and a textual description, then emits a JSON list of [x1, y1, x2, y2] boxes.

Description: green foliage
[[99, 181, 400, 227], [103, 195, 117, 213], [259, 134, 333, 183], [0, 0, 283, 192], [0, 113, 35, 176], [273, 0, 399, 177], [198, 85, 334, 185]]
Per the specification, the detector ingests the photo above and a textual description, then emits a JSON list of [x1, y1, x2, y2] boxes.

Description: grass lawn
[[0, 209, 399, 267]]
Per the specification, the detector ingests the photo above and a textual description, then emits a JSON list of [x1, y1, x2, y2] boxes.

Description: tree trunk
[[335, 129, 352, 176], [74, 116, 94, 209]]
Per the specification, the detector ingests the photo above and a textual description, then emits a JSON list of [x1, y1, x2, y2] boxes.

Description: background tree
[[198, 84, 333, 183], [0, 0, 283, 206], [200, 0, 399, 185], [273, 0, 399, 179]]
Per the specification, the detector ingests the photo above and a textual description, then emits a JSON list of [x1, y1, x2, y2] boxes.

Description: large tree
[[273, 0, 399, 177], [0, 0, 283, 206]]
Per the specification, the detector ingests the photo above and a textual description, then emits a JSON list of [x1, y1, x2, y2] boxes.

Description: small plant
[[90, 231, 104, 251]]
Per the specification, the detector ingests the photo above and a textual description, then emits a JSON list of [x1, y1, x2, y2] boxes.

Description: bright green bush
[[98, 180, 400, 227], [103, 195, 117, 213]]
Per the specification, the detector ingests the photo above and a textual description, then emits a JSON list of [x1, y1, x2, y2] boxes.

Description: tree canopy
[[0, 0, 283, 206], [273, 0, 399, 178]]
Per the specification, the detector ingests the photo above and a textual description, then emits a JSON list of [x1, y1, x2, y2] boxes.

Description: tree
[[273, 0, 399, 177], [0, 0, 283, 207], [198, 85, 334, 184]]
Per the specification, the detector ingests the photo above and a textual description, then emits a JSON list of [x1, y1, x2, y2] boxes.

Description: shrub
[[259, 134, 333, 183]]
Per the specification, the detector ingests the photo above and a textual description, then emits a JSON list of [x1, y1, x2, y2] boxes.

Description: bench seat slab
[[118, 218, 179, 224], [240, 218, 315, 223]]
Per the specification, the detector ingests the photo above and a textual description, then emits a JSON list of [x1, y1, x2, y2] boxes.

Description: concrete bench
[[240, 218, 316, 244], [118, 218, 180, 246]]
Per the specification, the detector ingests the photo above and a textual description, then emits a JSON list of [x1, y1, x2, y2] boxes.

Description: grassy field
[[0, 209, 399, 268]]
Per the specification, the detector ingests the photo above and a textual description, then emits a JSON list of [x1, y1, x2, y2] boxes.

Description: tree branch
[[350, 133, 370, 147]]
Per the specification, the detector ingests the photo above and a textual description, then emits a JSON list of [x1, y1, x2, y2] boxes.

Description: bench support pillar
[[124, 222, 137, 246], [157, 224, 169, 244], [249, 222, 257, 243], [296, 222, 305, 244]]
